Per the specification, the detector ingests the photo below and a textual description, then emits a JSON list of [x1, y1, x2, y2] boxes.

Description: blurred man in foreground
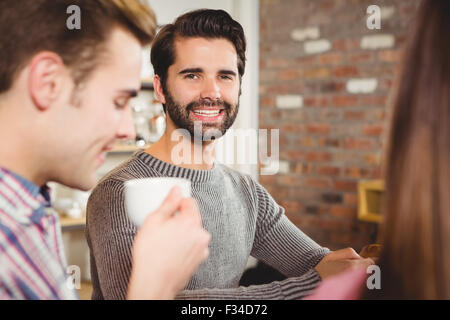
[[0, 0, 210, 300]]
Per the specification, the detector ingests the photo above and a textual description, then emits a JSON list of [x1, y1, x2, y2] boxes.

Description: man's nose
[[200, 77, 222, 100], [116, 108, 136, 140]]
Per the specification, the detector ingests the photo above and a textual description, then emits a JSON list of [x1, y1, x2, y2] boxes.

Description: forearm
[[253, 215, 330, 277], [127, 268, 176, 300], [252, 181, 330, 276], [175, 269, 321, 300]]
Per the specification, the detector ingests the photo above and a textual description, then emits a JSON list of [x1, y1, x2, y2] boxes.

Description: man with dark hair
[[87, 9, 374, 300], [0, 0, 210, 300]]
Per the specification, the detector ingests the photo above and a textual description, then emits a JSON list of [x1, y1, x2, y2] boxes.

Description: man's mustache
[[186, 99, 232, 112]]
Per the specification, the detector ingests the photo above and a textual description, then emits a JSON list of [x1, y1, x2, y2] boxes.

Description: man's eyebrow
[[179, 68, 203, 75], [219, 70, 237, 76], [178, 68, 237, 77], [117, 89, 138, 97]]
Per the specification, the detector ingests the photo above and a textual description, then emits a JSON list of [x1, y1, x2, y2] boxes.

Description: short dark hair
[[151, 9, 247, 95], [0, 0, 157, 93]]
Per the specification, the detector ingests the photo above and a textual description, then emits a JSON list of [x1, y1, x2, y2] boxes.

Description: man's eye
[[114, 98, 128, 110], [114, 102, 125, 109], [220, 75, 233, 81], [185, 73, 198, 80]]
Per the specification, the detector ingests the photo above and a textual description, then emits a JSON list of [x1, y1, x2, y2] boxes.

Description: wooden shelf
[[358, 179, 384, 223], [59, 213, 86, 231], [77, 281, 93, 300], [109, 144, 149, 154]]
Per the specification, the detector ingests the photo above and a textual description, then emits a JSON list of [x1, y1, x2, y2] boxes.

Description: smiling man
[[162, 37, 240, 141], [87, 9, 374, 300], [0, 0, 210, 300]]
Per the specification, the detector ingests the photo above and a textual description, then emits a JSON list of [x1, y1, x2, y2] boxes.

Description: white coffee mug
[[124, 177, 191, 227]]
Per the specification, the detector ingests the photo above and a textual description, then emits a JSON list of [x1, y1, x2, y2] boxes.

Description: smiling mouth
[[102, 144, 115, 153], [191, 109, 224, 117], [96, 144, 115, 164]]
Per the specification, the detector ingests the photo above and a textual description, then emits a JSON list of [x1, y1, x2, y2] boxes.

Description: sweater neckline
[[134, 150, 220, 183]]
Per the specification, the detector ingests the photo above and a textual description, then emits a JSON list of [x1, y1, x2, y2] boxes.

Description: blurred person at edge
[[0, 0, 210, 300], [307, 0, 450, 300]]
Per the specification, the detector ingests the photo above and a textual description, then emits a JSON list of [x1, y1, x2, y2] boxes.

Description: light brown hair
[[0, 0, 157, 93], [366, 0, 450, 299]]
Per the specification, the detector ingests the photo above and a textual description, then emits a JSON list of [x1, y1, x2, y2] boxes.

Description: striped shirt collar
[[0, 167, 50, 226]]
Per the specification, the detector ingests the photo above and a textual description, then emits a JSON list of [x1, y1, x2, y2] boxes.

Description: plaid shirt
[[0, 167, 78, 300]]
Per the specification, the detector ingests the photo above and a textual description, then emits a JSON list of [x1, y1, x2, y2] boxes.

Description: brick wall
[[259, 0, 421, 250]]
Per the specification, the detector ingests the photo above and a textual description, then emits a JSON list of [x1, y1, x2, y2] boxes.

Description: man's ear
[[153, 75, 166, 104], [28, 52, 66, 111]]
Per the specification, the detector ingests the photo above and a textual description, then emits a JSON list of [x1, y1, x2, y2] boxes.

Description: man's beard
[[164, 90, 239, 141]]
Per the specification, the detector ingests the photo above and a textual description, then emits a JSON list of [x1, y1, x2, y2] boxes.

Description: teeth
[[193, 110, 221, 117]]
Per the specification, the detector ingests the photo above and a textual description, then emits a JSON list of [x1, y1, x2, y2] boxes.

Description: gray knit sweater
[[86, 150, 330, 300]]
